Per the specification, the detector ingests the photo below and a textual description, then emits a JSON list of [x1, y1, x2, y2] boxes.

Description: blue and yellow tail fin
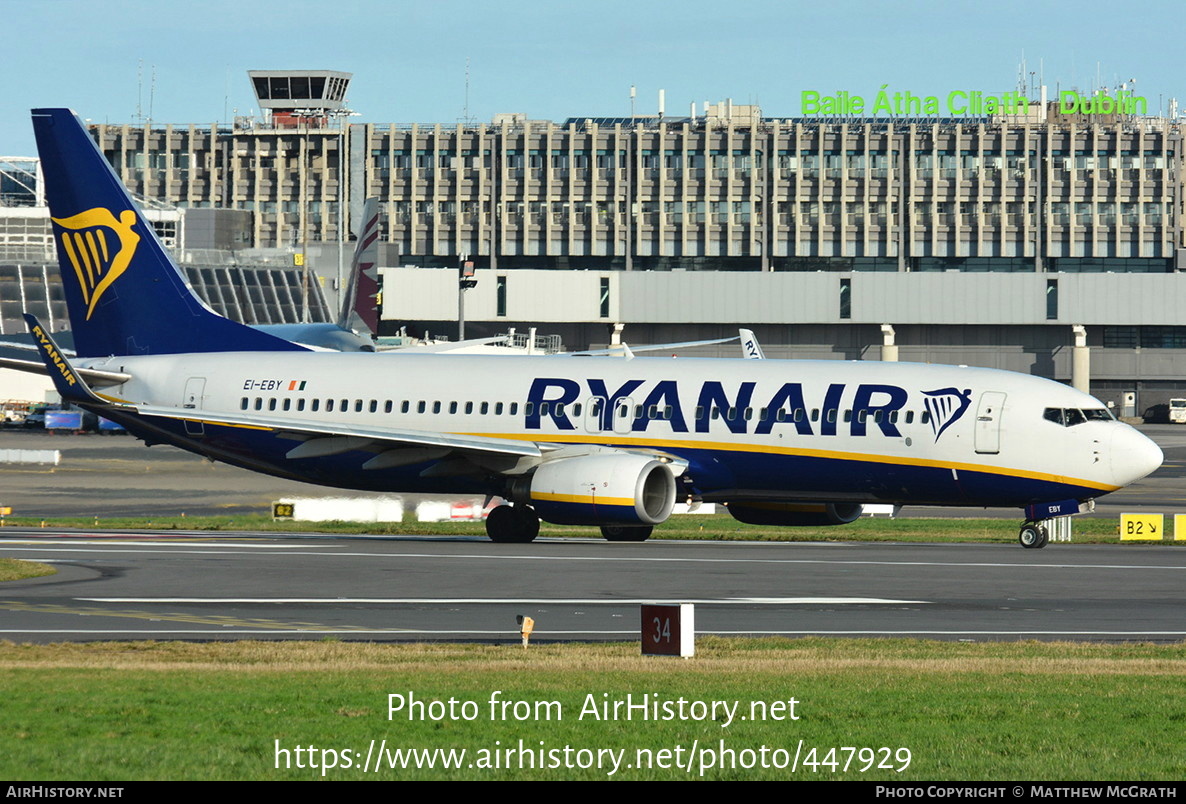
[[31, 108, 306, 357]]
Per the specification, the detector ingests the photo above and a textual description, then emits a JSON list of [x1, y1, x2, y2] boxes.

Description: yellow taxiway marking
[[0, 601, 380, 632]]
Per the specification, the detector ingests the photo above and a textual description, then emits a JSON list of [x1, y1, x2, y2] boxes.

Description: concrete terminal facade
[[88, 110, 1183, 270], [4, 79, 1186, 415]]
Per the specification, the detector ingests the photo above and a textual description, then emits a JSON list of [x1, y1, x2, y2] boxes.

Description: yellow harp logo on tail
[[51, 208, 140, 320]]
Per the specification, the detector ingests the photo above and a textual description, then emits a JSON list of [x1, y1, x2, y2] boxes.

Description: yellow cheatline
[[463, 431, 1119, 493], [192, 419, 272, 431], [530, 492, 635, 507]]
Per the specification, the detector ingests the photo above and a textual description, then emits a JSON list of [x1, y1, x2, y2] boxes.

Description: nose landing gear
[[1018, 499, 1093, 549]]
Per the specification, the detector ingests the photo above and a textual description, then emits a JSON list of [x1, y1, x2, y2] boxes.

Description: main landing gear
[[1018, 521, 1049, 549], [485, 504, 540, 543], [599, 525, 653, 542]]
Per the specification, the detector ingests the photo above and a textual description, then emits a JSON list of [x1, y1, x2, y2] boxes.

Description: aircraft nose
[[1109, 426, 1163, 487]]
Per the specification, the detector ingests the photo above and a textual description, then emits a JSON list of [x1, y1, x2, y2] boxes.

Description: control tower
[[247, 69, 352, 127]]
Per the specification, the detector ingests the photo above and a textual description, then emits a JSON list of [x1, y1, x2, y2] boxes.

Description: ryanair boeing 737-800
[[16, 109, 1163, 547]]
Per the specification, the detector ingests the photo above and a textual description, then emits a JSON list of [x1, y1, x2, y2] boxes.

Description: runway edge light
[[641, 603, 694, 659]]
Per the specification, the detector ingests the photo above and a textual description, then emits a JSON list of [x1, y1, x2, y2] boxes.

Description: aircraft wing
[[565, 336, 739, 357], [132, 404, 544, 461], [23, 313, 541, 466]]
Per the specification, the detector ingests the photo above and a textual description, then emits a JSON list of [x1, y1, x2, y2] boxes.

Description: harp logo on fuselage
[[50, 207, 141, 320], [922, 387, 972, 442]]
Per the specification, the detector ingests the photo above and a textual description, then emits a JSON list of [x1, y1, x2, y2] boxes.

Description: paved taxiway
[[1, 534, 1183, 643], [0, 426, 1183, 644], [2, 425, 1185, 519]]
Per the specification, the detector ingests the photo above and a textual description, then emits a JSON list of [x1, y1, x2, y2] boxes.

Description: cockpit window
[[1045, 407, 1114, 426]]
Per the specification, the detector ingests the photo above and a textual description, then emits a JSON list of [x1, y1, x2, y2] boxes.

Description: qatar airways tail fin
[[339, 197, 381, 336]]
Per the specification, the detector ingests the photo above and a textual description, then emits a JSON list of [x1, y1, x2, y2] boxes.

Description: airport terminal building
[[2, 72, 1185, 414]]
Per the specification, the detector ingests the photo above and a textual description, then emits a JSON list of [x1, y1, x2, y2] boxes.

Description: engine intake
[[525, 454, 676, 526]]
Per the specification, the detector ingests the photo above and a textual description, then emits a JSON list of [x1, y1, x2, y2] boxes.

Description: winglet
[[739, 328, 765, 360], [23, 314, 105, 405]]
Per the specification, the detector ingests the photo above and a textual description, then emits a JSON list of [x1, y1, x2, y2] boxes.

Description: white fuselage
[[81, 351, 1162, 507]]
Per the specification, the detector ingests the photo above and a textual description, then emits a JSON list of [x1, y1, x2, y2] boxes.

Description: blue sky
[[2, 0, 1183, 154]]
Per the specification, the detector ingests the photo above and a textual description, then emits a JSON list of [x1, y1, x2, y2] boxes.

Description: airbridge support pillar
[[880, 324, 898, 362], [1071, 324, 1090, 395]]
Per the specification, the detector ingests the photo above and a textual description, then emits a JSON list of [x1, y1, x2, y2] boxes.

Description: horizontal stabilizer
[[22, 314, 108, 405], [0, 356, 131, 387]]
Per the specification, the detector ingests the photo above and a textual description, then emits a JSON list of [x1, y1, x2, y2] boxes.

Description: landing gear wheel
[[1018, 522, 1048, 549], [486, 505, 540, 543], [600, 525, 653, 542]]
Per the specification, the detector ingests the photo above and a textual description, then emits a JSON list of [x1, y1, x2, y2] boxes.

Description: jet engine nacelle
[[524, 454, 677, 526], [727, 501, 864, 527]]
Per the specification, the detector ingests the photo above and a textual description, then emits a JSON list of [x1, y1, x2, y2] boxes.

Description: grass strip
[[1, 638, 1183, 781], [0, 513, 1161, 544], [0, 558, 56, 582]]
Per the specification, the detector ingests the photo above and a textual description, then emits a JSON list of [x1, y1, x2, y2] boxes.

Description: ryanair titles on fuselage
[[525, 378, 971, 441]]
